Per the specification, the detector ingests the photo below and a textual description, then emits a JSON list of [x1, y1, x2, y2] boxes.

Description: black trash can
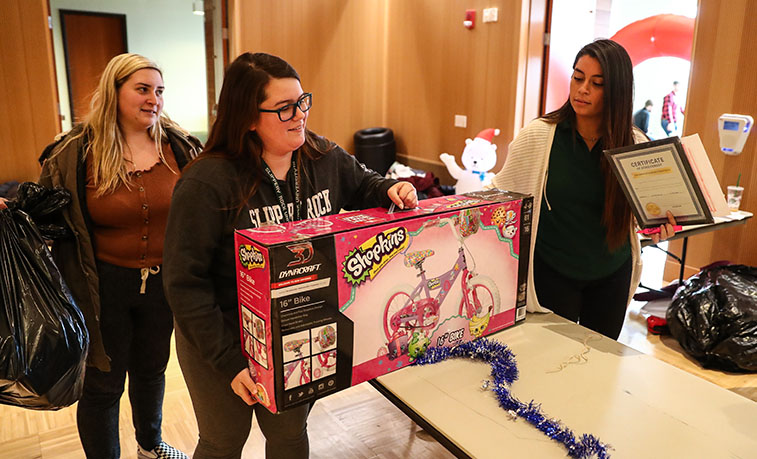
[[354, 127, 396, 176]]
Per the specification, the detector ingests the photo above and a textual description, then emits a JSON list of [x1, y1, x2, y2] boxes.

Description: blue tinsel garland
[[412, 338, 611, 458]]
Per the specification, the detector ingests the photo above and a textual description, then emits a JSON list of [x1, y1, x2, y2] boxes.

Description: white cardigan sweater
[[491, 119, 643, 313]]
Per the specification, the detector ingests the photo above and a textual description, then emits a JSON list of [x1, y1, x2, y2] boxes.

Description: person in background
[[661, 81, 684, 136], [38, 53, 200, 459], [633, 99, 653, 137], [162, 52, 416, 459], [490, 39, 676, 340]]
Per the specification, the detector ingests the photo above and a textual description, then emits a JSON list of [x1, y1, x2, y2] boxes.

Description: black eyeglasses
[[258, 93, 313, 122]]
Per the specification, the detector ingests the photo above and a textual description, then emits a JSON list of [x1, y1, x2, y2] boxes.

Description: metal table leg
[[679, 237, 689, 284]]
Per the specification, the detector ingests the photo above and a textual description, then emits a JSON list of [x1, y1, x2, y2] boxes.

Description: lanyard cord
[[262, 154, 301, 223]]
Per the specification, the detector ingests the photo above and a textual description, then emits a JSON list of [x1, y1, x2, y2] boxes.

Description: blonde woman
[[39, 53, 200, 459]]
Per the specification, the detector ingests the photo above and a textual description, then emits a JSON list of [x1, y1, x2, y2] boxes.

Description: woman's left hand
[[650, 211, 678, 244], [387, 182, 418, 210], [230, 367, 258, 406]]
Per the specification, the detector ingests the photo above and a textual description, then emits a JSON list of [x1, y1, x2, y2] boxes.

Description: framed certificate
[[604, 137, 713, 228]]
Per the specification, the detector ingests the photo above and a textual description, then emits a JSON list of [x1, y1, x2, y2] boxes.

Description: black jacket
[[38, 124, 202, 371], [633, 108, 651, 133], [163, 141, 396, 381]]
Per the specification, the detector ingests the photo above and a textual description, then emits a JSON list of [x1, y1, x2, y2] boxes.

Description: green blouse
[[535, 121, 631, 280]]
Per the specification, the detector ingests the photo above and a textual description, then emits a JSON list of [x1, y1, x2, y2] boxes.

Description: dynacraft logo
[[239, 245, 264, 270], [286, 242, 314, 267], [343, 227, 408, 286], [278, 263, 322, 279]]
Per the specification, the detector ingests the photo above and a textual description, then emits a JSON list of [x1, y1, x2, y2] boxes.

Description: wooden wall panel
[[664, 0, 757, 280], [0, 0, 59, 184], [384, 0, 528, 175], [229, 0, 386, 153], [229, 0, 530, 179], [521, 0, 547, 126]]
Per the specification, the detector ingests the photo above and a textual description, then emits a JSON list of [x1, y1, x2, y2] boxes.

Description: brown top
[[86, 144, 180, 268]]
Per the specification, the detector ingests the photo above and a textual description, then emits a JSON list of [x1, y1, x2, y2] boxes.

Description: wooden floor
[[0, 342, 454, 459], [1, 300, 754, 458], [619, 300, 757, 402]]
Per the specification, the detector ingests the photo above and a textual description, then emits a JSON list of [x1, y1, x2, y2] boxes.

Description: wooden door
[[60, 10, 127, 123]]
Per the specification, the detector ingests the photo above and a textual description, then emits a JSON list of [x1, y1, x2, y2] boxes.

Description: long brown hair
[[198, 52, 329, 211], [542, 39, 635, 250]]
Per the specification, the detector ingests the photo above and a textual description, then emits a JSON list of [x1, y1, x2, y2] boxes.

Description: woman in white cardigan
[[491, 39, 676, 339]]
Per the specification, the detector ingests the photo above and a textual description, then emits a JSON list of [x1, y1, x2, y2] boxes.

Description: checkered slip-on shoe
[[137, 441, 189, 459]]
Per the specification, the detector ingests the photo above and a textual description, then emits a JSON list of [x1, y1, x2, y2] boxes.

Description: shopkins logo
[[343, 227, 408, 285], [239, 244, 265, 270]]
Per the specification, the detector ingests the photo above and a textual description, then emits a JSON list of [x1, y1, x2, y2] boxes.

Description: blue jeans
[[661, 119, 675, 135], [76, 261, 174, 458]]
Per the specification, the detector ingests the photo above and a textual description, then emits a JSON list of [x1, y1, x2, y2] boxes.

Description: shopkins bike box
[[235, 189, 533, 413]]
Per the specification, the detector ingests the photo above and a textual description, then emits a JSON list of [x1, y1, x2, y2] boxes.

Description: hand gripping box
[[235, 189, 533, 413]]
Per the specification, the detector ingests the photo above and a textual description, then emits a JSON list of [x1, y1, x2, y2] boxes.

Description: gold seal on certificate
[[604, 136, 714, 228]]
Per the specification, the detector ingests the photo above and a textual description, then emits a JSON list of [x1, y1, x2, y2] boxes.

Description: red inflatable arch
[[610, 14, 695, 67]]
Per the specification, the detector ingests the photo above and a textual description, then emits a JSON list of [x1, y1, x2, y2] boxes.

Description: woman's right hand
[[0, 197, 8, 209], [649, 211, 678, 245], [230, 367, 259, 405]]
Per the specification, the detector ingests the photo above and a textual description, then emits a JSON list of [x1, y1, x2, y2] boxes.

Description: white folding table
[[371, 313, 757, 458]]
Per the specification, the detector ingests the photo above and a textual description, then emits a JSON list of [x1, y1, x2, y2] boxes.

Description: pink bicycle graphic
[[383, 212, 500, 354], [313, 351, 336, 379], [284, 359, 311, 388]]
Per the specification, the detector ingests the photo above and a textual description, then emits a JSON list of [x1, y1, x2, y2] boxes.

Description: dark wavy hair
[[543, 39, 635, 250], [194, 52, 330, 211]]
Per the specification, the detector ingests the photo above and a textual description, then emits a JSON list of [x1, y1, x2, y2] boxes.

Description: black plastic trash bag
[[8, 182, 72, 240], [666, 264, 757, 372], [0, 208, 89, 409]]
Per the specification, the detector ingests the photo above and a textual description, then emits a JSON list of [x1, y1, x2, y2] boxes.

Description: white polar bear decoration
[[439, 128, 500, 194]]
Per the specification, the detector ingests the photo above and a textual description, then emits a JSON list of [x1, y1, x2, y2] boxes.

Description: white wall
[[543, 0, 597, 114], [547, 0, 697, 139], [51, 0, 208, 135], [608, 0, 697, 140]]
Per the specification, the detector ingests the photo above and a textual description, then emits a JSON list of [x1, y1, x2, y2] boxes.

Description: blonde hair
[[60, 53, 179, 196]]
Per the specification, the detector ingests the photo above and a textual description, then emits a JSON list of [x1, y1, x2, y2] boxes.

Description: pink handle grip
[[637, 225, 682, 235]]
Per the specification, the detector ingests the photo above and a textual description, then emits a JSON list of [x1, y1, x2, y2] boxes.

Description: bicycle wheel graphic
[[383, 287, 414, 340], [461, 275, 501, 319], [383, 286, 433, 340]]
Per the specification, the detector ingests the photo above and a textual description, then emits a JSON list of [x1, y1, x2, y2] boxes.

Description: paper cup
[[727, 185, 744, 212]]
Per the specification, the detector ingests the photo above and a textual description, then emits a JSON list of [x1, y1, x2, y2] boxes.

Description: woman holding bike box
[[163, 52, 416, 459], [490, 39, 676, 339]]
